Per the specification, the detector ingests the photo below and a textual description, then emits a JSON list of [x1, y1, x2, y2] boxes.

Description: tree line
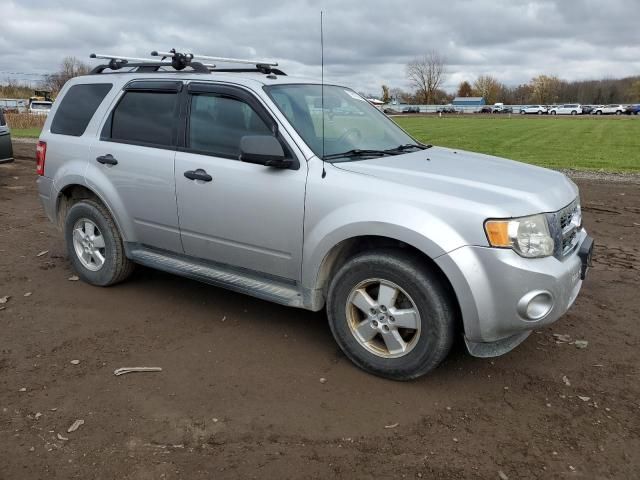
[[377, 51, 640, 105]]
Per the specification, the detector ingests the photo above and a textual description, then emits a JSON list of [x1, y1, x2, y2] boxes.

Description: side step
[[126, 244, 303, 308]]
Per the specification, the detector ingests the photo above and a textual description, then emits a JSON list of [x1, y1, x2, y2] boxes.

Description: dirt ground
[[1, 142, 639, 479]]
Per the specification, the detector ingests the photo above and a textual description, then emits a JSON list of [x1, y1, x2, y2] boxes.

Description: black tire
[[64, 199, 134, 286], [551, 111, 557, 115], [326, 249, 456, 380], [571, 110, 577, 115], [596, 110, 602, 115]]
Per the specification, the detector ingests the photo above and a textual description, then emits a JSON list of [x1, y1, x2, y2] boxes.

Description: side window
[[0, 110, 6, 127], [109, 91, 179, 147], [50, 83, 113, 136], [188, 94, 272, 158]]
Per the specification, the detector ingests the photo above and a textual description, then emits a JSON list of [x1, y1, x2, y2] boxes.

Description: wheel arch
[[55, 183, 132, 244], [305, 234, 463, 333]]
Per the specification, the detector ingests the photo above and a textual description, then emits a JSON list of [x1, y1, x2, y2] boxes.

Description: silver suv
[[36, 52, 593, 380]]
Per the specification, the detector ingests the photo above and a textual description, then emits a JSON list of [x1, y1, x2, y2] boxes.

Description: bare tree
[[472, 75, 502, 104], [42, 57, 91, 94], [406, 51, 446, 104], [530, 75, 562, 104], [457, 81, 473, 97], [381, 84, 391, 103]]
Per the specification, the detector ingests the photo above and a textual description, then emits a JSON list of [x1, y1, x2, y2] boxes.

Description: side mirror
[[240, 135, 291, 168]]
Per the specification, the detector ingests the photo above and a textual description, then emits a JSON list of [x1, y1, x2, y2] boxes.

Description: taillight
[[36, 141, 47, 176]]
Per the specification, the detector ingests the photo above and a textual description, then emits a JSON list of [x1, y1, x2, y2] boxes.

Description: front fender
[[302, 200, 468, 290]]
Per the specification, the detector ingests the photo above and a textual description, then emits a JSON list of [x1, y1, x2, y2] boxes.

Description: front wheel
[[64, 199, 134, 286], [596, 110, 602, 115], [327, 250, 456, 380], [551, 111, 557, 115], [571, 110, 577, 115]]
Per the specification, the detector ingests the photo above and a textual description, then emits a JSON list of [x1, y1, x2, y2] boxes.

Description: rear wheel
[[327, 249, 456, 380], [596, 110, 602, 115], [537, 110, 543, 115], [64, 199, 134, 286], [551, 111, 557, 115], [571, 110, 577, 115]]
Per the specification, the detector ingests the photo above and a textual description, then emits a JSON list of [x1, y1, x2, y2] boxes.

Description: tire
[[551, 111, 557, 115], [596, 110, 602, 115], [571, 110, 577, 115], [64, 199, 134, 286], [520, 110, 526, 115], [537, 110, 543, 115], [326, 249, 456, 380], [616, 110, 622, 115]]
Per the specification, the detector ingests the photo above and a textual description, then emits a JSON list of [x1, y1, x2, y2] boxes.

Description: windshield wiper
[[384, 143, 433, 153], [322, 149, 399, 161]]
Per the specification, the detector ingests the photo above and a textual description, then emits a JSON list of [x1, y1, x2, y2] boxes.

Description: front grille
[[548, 199, 582, 259]]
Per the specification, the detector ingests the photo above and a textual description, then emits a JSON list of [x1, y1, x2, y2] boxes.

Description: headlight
[[484, 214, 554, 258]]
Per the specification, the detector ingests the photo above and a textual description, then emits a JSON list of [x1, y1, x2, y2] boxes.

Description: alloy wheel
[[345, 278, 421, 358]]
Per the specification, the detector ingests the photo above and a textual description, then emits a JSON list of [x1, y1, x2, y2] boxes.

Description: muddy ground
[[1, 142, 639, 479]]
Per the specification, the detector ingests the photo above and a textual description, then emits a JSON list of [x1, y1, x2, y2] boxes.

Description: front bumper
[[436, 229, 591, 354]]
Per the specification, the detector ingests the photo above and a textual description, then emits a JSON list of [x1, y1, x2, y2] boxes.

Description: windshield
[[31, 102, 52, 110], [264, 84, 418, 161]]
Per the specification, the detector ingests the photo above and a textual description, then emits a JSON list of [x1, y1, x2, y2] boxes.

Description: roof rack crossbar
[[89, 50, 284, 76], [151, 50, 279, 73]]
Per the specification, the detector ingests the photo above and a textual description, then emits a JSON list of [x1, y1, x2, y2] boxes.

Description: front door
[[174, 83, 306, 281]]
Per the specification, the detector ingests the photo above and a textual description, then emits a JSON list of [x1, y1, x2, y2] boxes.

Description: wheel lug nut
[[370, 308, 376, 315], [383, 325, 390, 332], [389, 316, 395, 322], [380, 305, 387, 312], [372, 320, 378, 327]]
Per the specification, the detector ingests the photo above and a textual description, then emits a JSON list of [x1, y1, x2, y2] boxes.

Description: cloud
[[1, 0, 638, 94]]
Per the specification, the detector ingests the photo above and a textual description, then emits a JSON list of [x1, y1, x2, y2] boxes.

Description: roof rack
[[89, 49, 286, 76]]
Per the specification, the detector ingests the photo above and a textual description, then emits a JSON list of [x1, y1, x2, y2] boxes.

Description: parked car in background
[[494, 106, 513, 114], [0, 109, 13, 164], [29, 101, 53, 115], [580, 105, 594, 115], [436, 105, 459, 114], [593, 104, 626, 115], [519, 105, 548, 115], [36, 54, 593, 380], [625, 104, 640, 115], [478, 106, 493, 114], [0, 98, 28, 113], [549, 104, 582, 115], [401, 106, 420, 113]]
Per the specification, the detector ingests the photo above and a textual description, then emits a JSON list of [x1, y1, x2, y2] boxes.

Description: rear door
[[174, 83, 306, 281], [87, 80, 183, 252]]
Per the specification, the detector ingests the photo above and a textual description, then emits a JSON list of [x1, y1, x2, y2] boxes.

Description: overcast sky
[[1, 0, 638, 94]]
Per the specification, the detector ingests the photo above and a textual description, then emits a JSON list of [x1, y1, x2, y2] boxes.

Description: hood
[[332, 146, 578, 217]]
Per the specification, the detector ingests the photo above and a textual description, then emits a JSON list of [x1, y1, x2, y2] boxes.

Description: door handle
[[184, 169, 213, 182], [96, 154, 118, 165]]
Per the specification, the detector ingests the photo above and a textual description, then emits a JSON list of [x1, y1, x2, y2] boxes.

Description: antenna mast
[[320, 11, 326, 179]]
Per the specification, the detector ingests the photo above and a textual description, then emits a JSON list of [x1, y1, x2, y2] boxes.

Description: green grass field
[[394, 116, 640, 172], [10, 127, 42, 138], [10, 116, 640, 172]]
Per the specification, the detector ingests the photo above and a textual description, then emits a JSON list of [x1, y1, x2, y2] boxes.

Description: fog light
[[517, 290, 553, 321]]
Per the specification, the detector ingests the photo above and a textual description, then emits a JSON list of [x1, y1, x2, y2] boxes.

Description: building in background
[[452, 96, 485, 107]]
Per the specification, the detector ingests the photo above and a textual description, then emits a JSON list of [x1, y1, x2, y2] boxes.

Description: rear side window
[[0, 110, 6, 126], [51, 84, 112, 136], [109, 91, 179, 147]]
